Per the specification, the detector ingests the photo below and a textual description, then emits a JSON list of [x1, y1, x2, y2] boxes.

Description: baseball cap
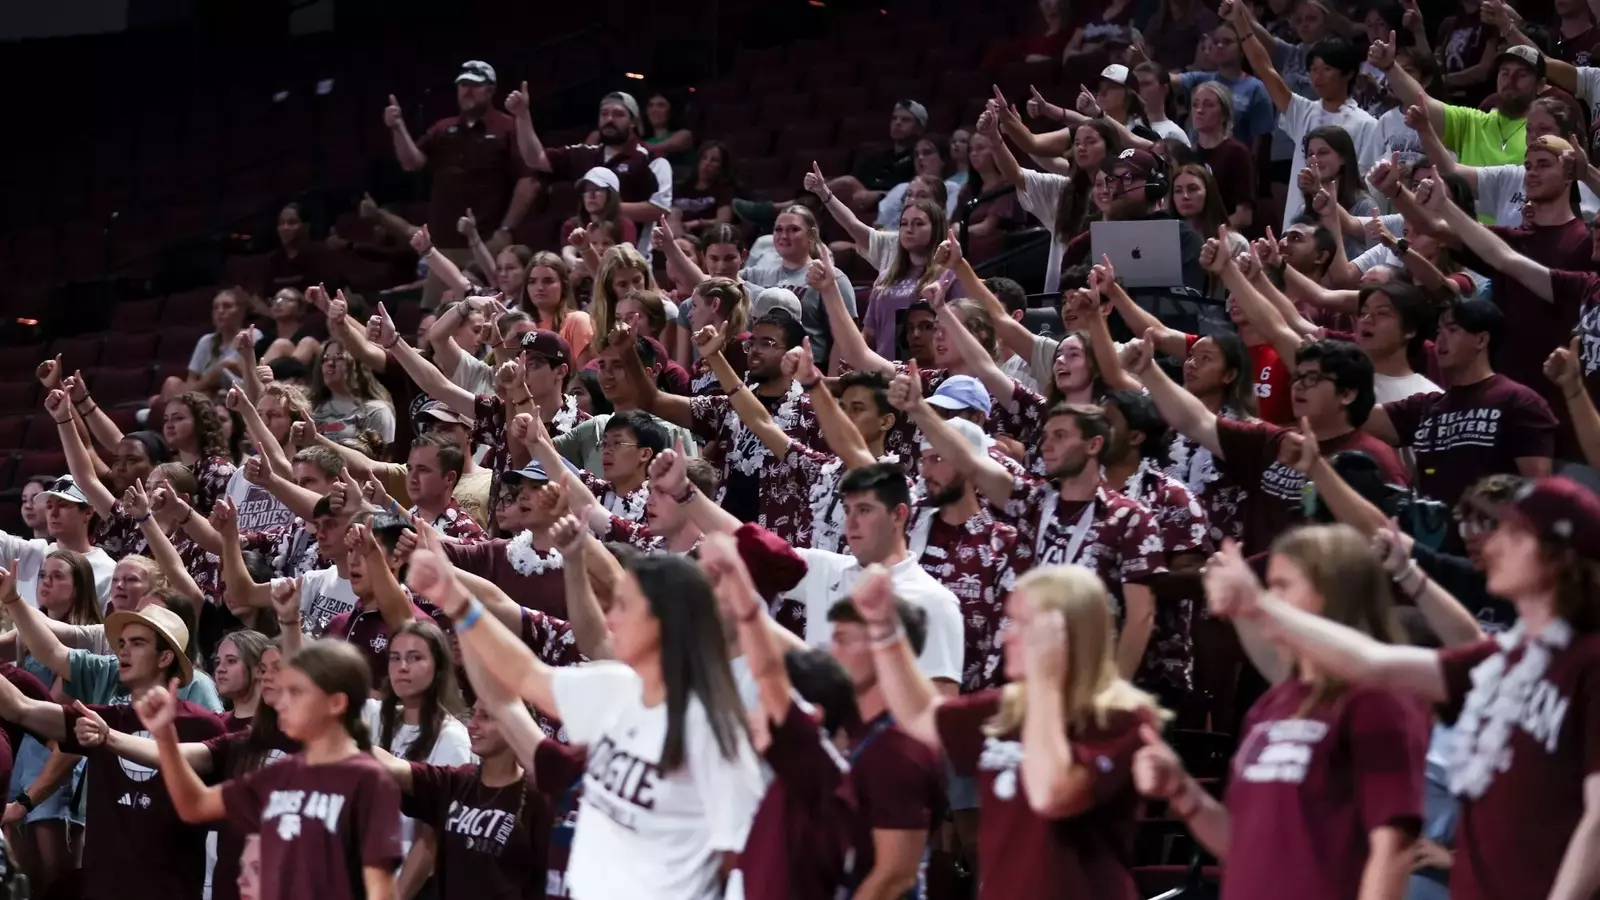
[[579, 166, 621, 193], [1526, 135, 1574, 159], [1108, 147, 1163, 182], [925, 374, 992, 416], [601, 91, 641, 123], [1100, 63, 1132, 86], [920, 416, 994, 454], [752, 287, 803, 321], [1494, 44, 1546, 78], [520, 329, 572, 368], [895, 99, 930, 126], [1500, 476, 1600, 558], [106, 605, 194, 686], [456, 60, 497, 84], [40, 475, 88, 506], [417, 400, 471, 427], [502, 459, 551, 486]]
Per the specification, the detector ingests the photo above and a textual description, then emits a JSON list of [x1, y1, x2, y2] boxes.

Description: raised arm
[[1122, 334, 1224, 456], [138, 686, 226, 824], [792, 339, 876, 470], [1208, 541, 1447, 701], [933, 290, 1013, 404], [812, 246, 894, 377], [1547, 339, 1600, 469], [1244, 235, 1322, 335], [0, 671, 67, 742], [407, 548, 557, 716], [1206, 230, 1305, 363], [1368, 32, 1446, 135], [806, 163, 874, 248], [1232, 3, 1292, 111], [54, 370, 125, 453], [383, 95, 427, 172], [1426, 178, 1553, 299], [1083, 260, 1141, 392], [947, 241, 1036, 363], [652, 217, 709, 291], [372, 305, 477, 418], [1103, 283, 1190, 360], [323, 287, 388, 373], [212, 498, 275, 611], [611, 323, 695, 429], [702, 535, 794, 728], [424, 293, 487, 383], [702, 330, 791, 458], [129, 483, 207, 606], [855, 568, 942, 750], [0, 564, 73, 680], [48, 391, 117, 517], [890, 367, 1015, 505], [975, 102, 1027, 192], [505, 83, 551, 173], [69, 706, 214, 774], [652, 441, 745, 537], [349, 523, 416, 632]]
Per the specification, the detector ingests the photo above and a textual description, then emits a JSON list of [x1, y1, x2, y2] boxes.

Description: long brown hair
[[168, 392, 230, 462], [378, 620, 468, 762], [41, 549, 103, 627], [309, 338, 392, 408], [525, 250, 578, 331], [235, 638, 289, 776], [880, 198, 949, 294], [288, 640, 374, 751], [1270, 525, 1404, 715], [592, 244, 656, 338], [1055, 121, 1121, 242]]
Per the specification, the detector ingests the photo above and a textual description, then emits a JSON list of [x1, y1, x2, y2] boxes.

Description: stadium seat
[[13, 451, 67, 484], [0, 417, 29, 453], [108, 298, 164, 332], [102, 333, 161, 364], [0, 383, 38, 416]]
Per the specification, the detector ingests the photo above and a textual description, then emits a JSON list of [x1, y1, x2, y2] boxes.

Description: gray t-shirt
[[554, 412, 699, 476], [738, 261, 856, 366]]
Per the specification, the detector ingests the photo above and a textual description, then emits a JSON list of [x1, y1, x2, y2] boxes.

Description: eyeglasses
[[1291, 370, 1330, 389], [600, 439, 639, 452], [743, 337, 783, 352]]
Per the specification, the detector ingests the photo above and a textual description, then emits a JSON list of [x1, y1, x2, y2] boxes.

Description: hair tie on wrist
[[672, 484, 695, 504], [133, 512, 153, 523]]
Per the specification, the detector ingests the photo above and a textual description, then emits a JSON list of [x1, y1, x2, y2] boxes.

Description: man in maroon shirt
[[384, 61, 535, 307], [1424, 170, 1600, 461], [1364, 297, 1556, 506], [1133, 336, 1407, 556], [510, 90, 673, 260]]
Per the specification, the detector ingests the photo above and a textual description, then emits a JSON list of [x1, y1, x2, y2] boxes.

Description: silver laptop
[[1090, 220, 1183, 289]]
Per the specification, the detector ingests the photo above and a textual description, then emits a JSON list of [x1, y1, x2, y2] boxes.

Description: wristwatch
[[14, 791, 35, 813], [1393, 237, 1410, 256]]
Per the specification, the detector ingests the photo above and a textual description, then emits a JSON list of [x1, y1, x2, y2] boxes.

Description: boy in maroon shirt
[[1134, 336, 1407, 556], [1364, 297, 1556, 506], [0, 606, 225, 900]]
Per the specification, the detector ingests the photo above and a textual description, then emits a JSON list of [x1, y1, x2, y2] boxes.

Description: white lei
[[1446, 619, 1573, 800], [727, 381, 804, 477], [549, 394, 581, 436], [606, 481, 651, 522], [1116, 457, 1162, 501], [1166, 405, 1235, 497], [505, 530, 565, 576]]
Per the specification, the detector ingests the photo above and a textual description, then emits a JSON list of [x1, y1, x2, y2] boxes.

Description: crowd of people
[[3, 0, 1600, 897]]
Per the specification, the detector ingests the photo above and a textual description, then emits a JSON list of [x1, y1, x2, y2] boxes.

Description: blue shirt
[[1179, 70, 1278, 143]]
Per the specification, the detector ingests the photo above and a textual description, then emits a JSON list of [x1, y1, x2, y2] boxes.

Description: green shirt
[[1442, 104, 1529, 168], [65, 649, 225, 711]]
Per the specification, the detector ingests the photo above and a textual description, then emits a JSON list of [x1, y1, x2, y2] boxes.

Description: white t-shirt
[[187, 328, 264, 385], [1374, 372, 1442, 404], [314, 396, 397, 445], [0, 533, 114, 608], [1279, 94, 1384, 230], [1473, 164, 1600, 227], [224, 469, 296, 535], [273, 567, 357, 637], [783, 549, 964, 684], [362, 698, 474, 856], [1017, 168, 1074, 295], [1149, 119, 1191, 146], [552, 662, 764, 900]]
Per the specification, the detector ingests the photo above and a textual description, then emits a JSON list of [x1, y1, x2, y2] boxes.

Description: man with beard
[[1059, 149, 1208, 292], [626, 312, 827, 545], [511, 90, 673, 260], [894, 373, 1167, 680], [1373, 34, 1543, 168], [384, 61, 535, 307]]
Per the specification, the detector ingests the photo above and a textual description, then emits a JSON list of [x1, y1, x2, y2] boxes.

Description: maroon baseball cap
[[519, 330, 571, 367], [734, 523, 808, 600], [1500, 476, 1600, 558], [1106, 147, 1163, 182]]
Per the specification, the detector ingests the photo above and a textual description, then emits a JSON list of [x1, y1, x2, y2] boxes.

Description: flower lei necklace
[[1167, 406, 1236, 497], [728, 381, 803, 476], [1117, 457, 1162, 502], [608, 481, 650, 522], [549, 394, 581, 436], [506, 530, 564, 576], [1446, 618, 1572, 800]]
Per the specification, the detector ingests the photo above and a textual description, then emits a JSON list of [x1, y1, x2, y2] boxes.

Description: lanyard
[[1033, 491, 1098, 564], [907, 508, 936, 560]]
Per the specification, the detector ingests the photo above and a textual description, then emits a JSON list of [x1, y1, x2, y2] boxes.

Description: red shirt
[[739, 699, 857, 900], [1382, 374, 1557, 506], [1185, 333, 1291, 424], [1438, 630, 1600, 900], [62, 701, 227, 900], [846, 713, 946, 885], [223, 752, 403, 900], [418, 111, 530, 250], [1215, 417, 1409, 556], [1221, 680, 1428, 900], [935, 691, 1147, 900], [402, 762, 556, 900]]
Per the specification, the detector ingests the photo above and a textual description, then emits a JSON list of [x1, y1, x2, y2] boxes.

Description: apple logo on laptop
[[1131, 246, 1142, 260]]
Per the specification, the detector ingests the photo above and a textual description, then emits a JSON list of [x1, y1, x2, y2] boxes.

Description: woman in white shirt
[[406, 538, 763, 900]]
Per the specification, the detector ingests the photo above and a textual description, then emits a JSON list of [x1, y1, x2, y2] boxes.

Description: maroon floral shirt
[[1165, 427, 1249, 549], [95, 505, 222, 606], [520, 606, 583, 738], [688, 383, 823, 546], [1002, 478, 1168, 607], [577, 471, 649, 523], [1117, 462, 1212, 697], [471, 392, 589, 477], [909, 504, 1021, 692], [191, 456, 237, 516], [414, 501, 486, 544], [599, 512, 702, 557]]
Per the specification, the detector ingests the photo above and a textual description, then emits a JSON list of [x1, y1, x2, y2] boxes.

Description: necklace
[[727, 381, 804, 477], [505, 530, 564, 576], [548, 394, 581, 436], [1496, 115, 1527, 152]]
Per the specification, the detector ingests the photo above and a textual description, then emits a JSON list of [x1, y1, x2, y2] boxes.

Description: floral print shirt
[[908, 504, 1021, 692]]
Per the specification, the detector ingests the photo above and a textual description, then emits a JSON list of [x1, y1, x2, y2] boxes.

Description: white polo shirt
[[784, 549, 964, 684]]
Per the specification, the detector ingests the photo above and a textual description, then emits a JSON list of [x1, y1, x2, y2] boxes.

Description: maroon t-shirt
[[221, 751, 403, 900], [1437, 630, 1600, 900], [0, 664, 51, 791], [1192, 139, 1256, 215], [1221, 680, 1428, 900], [418, 111, 530, 251], [61, 701, 227, 900], [847, 712, 946, 885], [1215, 418, 1409, 556], [739, 699, 856, 900], [936, 691, 1147, 900], [324, 600, 438, 688], [445, 538, 568, 619], [205, 726, 303, 900], [545, 142, 661, 212], [1381, 374, 1556, 507], [402, 762, 553, 900], [1543, 269, 1600, 461]]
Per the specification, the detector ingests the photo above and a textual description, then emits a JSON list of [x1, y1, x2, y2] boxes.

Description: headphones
[[1109, 149, 1169, 204]]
